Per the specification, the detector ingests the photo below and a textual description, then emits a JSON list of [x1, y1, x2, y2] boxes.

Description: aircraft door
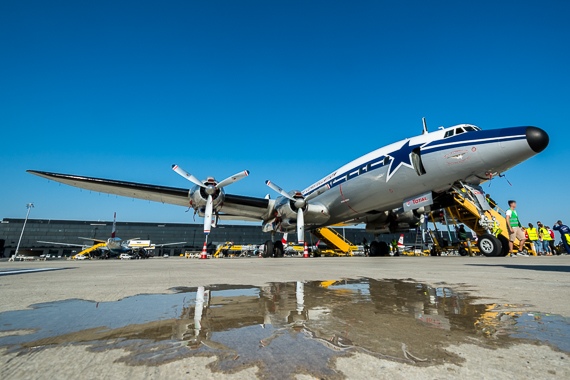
[[411, 148, 426, 176]]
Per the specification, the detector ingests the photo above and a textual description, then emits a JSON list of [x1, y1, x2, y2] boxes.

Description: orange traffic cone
[[200, 242, 208, 259], [303, 242, 309, 258]]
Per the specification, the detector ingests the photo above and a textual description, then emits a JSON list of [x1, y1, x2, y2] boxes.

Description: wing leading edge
[[27, 170, 271, 221]]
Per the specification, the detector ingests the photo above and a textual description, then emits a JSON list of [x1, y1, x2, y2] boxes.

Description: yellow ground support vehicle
[[71, 242, 106, 260], [213, 243, 256, 258], [311, 227, 361, 256], [430, 184, 534, 257]]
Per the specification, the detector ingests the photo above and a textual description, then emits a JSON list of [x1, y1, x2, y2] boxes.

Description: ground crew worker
[[546, 226, 557, 255], [553, 220, 570, 254], [526, 223, 540, 255], [538, 222, 552, 255], [505, 200, 527, 257], [485, 193, 498, 210], [391, 238, 398, 254], [457, 225, 468, 241]]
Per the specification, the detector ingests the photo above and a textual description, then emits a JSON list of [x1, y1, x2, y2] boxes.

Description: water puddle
[[1, 278, 569, 379]]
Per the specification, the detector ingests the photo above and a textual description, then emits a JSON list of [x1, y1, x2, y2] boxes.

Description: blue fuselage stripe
[[303, 130, 528, 198]]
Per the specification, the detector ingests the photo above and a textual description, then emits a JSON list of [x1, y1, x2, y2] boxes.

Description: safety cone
[[303, 242, 309, 258], [200, 242, 208, 259]]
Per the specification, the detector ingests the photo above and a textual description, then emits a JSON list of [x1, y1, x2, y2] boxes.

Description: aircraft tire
[[263, 240, 274, 258], [274, 241, 284, 258], [497, 235, 510, 257], [369, 241, 380, 256], [378, 241, 390, 256], [477, 234, 503, 257], [458, 245, 468, 256]]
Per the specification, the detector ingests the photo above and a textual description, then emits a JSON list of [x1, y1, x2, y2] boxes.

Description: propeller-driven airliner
[[28, 120, 549, 257]]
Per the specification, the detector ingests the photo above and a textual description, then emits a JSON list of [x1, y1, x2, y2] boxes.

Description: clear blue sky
[[1, 1, 568, 230]]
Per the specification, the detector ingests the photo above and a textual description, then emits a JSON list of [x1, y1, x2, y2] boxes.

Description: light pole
[[11, 203, 34, 262]]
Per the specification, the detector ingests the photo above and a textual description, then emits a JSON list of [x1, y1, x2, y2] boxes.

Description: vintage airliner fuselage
[[28, 123, 549, 242]]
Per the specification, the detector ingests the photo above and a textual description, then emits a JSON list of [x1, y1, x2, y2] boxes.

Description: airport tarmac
[[1, 256, 569, 379]]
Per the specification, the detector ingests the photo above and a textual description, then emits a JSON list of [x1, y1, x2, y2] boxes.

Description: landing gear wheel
[[378, 241, 390, 256], [458, 245, 468, 256], [263, 240, 273, 258], [497, 235, 510, 257], [477, 234, 503, 257], [369, 241, 390, 256], [369, 241, 380, 257], [274, 241, 284, 258]]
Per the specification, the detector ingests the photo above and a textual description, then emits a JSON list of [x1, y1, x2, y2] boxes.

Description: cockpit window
[[455, 127, 465, 135], [444, 129, 455, 138], [464, 126, 477, 132]]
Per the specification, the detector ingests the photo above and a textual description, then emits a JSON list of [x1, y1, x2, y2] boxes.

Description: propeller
[[172, 164, 249, 235], [265, 180, 330, 243]]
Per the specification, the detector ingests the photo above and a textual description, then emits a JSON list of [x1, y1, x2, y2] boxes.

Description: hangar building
[[0, 218, 398, 258]]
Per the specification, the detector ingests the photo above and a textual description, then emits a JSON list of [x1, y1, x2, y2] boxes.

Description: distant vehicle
[[75, 255, 87, 260], [119, 253, 132, 260], [29, 121, 549, 257]]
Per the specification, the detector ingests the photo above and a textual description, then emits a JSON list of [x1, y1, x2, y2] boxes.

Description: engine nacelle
[[189, 185, 224, 214], [269, 195, 330, 233], [273, 195, 298, 220], [365, 208, 425, 233]]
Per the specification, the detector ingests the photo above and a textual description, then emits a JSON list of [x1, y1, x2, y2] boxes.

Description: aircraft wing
[[78, 237, 108, 243], [37, 241, 86, 247], [27, 170, 271, 221], [155, 241, 187, 247]]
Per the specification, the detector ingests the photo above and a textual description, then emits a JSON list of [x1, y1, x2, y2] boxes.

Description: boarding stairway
[[72, 243, 107, 259], [439, 186, 534, 255], [311, 227, 359, 255]]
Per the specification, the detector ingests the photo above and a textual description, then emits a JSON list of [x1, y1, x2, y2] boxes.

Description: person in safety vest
[[390, 238, 398, 254], [537, 221, 552, 256], [553, 220, 570, 254], [506, 200, 527, 257], [526, 223, 540, 255], [546, 226, 557, 255]]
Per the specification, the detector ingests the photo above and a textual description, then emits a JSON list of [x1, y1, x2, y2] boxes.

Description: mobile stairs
[[311, 227, 360, 256], [433, 184, 535, 257]]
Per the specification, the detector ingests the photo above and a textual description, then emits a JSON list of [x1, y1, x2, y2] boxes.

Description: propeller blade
[[172, 164, 205, 188], [265, 180, 295, 200], [297, 208, 305, 244], [216, 170, 250, 189], [305, 184, 331, 202], [204, 194, 213, 234]]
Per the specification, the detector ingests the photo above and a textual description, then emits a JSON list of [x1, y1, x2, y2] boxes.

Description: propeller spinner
[[173, 164, 249, 235]]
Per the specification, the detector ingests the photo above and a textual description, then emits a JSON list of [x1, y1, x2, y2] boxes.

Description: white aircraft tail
[[397, 234, 405, 247]]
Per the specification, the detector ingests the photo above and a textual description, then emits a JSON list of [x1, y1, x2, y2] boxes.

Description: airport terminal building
[[0, 218, 395, 258]]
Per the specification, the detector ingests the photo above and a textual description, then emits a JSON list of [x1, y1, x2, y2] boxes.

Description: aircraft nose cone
[[526, 126, 549, 153]]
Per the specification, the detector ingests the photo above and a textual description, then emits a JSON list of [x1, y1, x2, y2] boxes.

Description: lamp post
[[10, 203, 34, 262]]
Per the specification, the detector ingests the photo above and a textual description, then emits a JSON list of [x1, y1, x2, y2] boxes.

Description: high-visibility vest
[[539, 227, 552, 241], [507, 210, 521, 227], [527, 227, 539, 241]]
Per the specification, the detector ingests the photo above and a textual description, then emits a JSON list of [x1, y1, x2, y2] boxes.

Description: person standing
[[547, 226, 558, 255], [526, 223, 540, 255], [553, 221, 570, 254], [485, 194, 498, 210], [506, 200, 527, 257], [538, 222, 552, 256]]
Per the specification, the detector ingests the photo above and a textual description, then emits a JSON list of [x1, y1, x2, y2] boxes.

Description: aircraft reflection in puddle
[[1, 279, 569, 379]]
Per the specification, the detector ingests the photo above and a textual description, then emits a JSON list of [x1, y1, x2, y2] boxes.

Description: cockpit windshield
[[444, 124, 480, 138]]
